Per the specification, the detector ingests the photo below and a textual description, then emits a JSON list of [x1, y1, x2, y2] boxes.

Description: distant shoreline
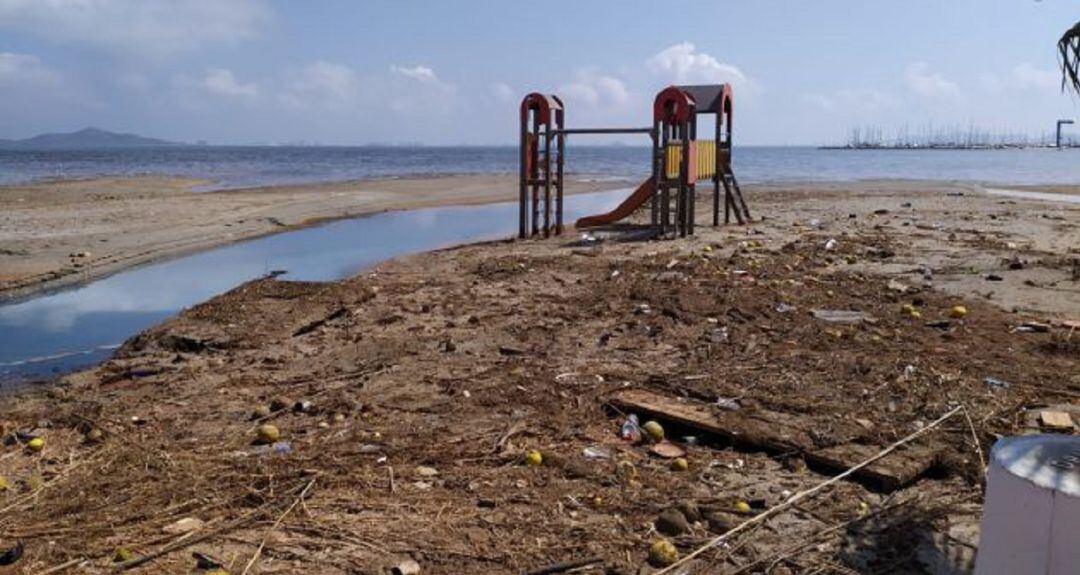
[[819, 145, 1079, 151]]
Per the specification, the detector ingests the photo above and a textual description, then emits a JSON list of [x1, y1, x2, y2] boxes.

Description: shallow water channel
[[0, 189, 630, 384]]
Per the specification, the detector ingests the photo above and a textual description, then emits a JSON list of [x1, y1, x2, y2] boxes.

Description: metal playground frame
[[518, 84, 750, 239]]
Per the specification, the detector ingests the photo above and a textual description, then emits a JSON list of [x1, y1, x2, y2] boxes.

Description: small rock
[[705, 510, 740, 533], [655, 508, 691, 536], [676, 501, 701, 522]]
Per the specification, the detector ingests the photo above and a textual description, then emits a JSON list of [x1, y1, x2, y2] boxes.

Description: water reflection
[[0, 189, 629, 383]]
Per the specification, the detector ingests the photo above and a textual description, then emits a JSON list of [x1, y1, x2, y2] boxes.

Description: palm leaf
[[1059, 21, 1080, 94]]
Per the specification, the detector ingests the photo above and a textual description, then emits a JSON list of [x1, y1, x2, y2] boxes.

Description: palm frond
[[1059, 21, 1080, 94]]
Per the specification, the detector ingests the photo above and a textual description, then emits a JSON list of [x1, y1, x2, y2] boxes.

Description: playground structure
[[519, 84, 749, 239]]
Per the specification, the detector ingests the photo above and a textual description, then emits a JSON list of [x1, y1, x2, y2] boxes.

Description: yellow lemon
[[26, 437, 44, 452], [670, 457, 689, 472], [524, 449, 543, 466], [256, 424, 280, 444], [113, 548, 134, 563], [648, 538, 679, 567], [733, 499, 752, 514], [950, 305, 968, 319], [641, 420, 665, 442]]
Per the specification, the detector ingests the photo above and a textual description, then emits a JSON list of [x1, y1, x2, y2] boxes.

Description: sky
[[0, 0, 1077, 146]]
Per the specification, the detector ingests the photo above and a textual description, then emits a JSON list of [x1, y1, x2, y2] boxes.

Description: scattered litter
[[389, 558, 422, 575], [1013, 321, 1050, 333], [985, 274, 1003, 282], [983, 377, 1010, 388], [649, 441, 686, 459], [811, 309, 874, 323], [1040, 411, 1075, 431], [582, 445, 612, 460], [619, 414, 641, 442], [193, 552, 224, 569], [774, 303, 797, 313], [163, 517, 204, 535], [887, 279, 911, 293], [715, 397, 741, 411], [824, 238, 838, 251]]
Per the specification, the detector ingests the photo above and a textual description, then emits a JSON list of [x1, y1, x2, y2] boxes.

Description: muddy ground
[[0, 181, 1077, 574]]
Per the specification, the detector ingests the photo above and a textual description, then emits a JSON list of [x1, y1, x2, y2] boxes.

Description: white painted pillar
[[975, 434, 1080, 575]]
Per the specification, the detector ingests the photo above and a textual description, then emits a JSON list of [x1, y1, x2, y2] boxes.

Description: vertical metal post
[[651, 119, 661, 227], [687, 117, 697, 236], [713, 110, 721, 227], [519, 109, 528, 239], [679, 121, 690, 237], [531, 113, 540, 236], [543, 122, 552, 237], [555, 108, 565, 235]]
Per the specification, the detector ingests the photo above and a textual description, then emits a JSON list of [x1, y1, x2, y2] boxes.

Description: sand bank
[[0, 174, 626, 301]]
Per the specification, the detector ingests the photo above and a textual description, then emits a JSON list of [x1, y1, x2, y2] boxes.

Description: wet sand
[[0, 179, 1078, 573], [0, 174, 625, 301]]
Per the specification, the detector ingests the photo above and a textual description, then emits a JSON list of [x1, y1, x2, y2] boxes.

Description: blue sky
[[0, 0, 1076, 145]]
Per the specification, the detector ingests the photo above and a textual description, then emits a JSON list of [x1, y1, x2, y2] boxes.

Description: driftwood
[[609, 388, 940, 490]]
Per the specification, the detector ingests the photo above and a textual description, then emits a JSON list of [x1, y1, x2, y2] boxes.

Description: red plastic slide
[[575, 179, 655, 229]]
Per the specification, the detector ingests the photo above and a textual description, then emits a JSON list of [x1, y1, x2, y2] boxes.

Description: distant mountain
[[0, 128, 183, 149]]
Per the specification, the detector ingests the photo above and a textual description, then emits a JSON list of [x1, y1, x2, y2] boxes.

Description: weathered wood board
[[608, 388, 939, 490]]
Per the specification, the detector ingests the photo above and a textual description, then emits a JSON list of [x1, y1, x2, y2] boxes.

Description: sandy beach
[[0, 174, 625, 301], [0, 178, 1077, 573]]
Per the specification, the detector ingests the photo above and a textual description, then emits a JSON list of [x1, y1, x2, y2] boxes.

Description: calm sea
[[2, 146, 1080, 189]]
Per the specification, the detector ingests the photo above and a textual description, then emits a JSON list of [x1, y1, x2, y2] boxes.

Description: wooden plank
[[608, 388, 939, 490], [806, 442, 939, 491], [609, 388, 816, 453]]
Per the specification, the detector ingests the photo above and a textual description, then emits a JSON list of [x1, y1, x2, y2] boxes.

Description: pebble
[[655, 507, 691, 536]]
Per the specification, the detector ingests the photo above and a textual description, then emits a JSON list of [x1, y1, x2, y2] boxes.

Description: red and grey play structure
[[519, 84, 750, 239]]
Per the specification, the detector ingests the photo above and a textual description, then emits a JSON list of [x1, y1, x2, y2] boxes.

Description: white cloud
[[390, 65, 436, 83], [0, 52, 61, 86], [279, 61, 358, 109], [1011, 63, 1057, 91], [560, 70, 630, 108], [646, 43, 749, 87], [905, 62, 962, 101], [490, 82, 515, 103], [0, 0, 271, 57], [202, 68, 258, 99]]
